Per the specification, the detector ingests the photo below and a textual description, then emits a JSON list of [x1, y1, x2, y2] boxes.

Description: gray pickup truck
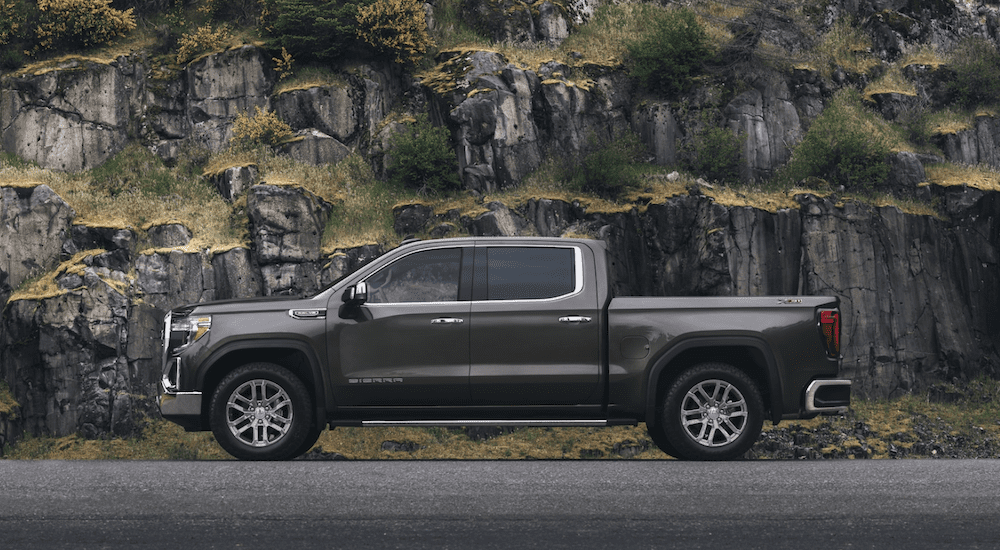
[[159, 237, 850, 461]]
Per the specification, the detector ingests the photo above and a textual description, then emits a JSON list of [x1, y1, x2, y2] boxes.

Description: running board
[[357, 419, 636, 428]]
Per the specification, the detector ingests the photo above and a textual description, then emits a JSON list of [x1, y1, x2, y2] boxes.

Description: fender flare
[[197, 338, 330, 423], [644, 335, 784, 425]]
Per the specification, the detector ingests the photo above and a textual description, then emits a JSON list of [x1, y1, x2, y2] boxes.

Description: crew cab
[[159, 237, 850, 460]]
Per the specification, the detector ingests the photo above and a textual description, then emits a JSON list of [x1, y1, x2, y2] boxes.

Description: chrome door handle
[[559, 316, 592, 324], [431, 318, 465, 324]]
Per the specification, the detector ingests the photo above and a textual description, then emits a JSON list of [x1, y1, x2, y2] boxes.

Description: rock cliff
[[2, 0, 1000, 444]]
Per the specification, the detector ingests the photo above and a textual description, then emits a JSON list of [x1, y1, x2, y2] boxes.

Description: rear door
[[469, 244, 601, 405]]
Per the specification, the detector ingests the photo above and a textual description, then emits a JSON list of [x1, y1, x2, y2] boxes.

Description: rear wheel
[[209, 363, 314, 461], [660, 363, 764, 461]]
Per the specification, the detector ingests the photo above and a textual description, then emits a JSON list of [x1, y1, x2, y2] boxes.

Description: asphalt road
[[1, 459, 998, 549]]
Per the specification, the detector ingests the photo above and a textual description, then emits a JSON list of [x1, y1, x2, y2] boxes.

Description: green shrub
[[356, 0, 433, 65], [573, 131, 644, 199], [782, 89, 891, 192], [948, 36, 1000, 109], [265, 0, 365, 65], [230, 106, 294, 150], [88, 144, 181, 197], [33, 0, 136, 53], [387, 114, 460, 195], [175, 23, 234, 64], [683, 125, 743, 183], [626, 7, 711, 97]]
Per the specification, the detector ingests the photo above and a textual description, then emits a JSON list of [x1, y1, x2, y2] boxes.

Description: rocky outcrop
[[724, 79, 802, 181], [1, 185, 75, 300], [248, 183, 333, 295], [0, 58, 141, 171], [1, 47, 411, 171], [430, 50, 632, 192], [934, 115, 1000, 169], [1, 258, 142, 439]]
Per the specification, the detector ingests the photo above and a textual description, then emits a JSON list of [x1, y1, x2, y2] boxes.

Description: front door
[[336, 247, 471, 406]]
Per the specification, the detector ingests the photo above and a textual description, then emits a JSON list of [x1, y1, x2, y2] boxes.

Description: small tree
[[33, 0, 136, 53], [948, 36, 1000, 110], [355, 0, 432, 66], [782, 90, 891, 192], [387, 114, 460, 195], [627, 8, 711, 97], [683, 125, 743, 183], [175, 24, 234, 64], [266, 0, 362, 65], [573, 131, 644, 199], [231, 107, 294, 150]]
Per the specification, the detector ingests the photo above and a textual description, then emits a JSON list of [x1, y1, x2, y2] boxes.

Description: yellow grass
[[925, 163, 1000, 192], [863, 64, 917, 100], [810, 18, 881, 77], [7, 249, 107, 302], [901, 43, 945, 69]]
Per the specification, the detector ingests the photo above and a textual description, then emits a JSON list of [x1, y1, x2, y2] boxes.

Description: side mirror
[[342, 282, 369, 305]]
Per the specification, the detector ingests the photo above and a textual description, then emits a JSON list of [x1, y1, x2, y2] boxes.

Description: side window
[[485, 247, 576, 300], [365, 248, 462, 303]]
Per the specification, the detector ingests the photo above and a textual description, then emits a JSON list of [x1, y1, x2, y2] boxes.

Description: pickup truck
[[159, 237, 850, 461]]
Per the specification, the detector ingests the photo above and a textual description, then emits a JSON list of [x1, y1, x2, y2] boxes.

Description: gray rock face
[[248, 184, 332, 264], [436, 51, 631, 191], [147, 223, 192, 248], [2, 48, 409, 170], [1, 60, 136, 171], [1, 185, 75, 296], [934, 115, 1000, 169], [272, 84, 358, 142], [632, 102, 678, 165], [136, 250, 214, 310], [211, 165, 258, 201], [2, 267, 141, 438], [723, 79, 802, 181], [282, 130, 351, 166], [2, 180, 999, 445], [185, 46, 273, 152], [247, 184, 333, 295]]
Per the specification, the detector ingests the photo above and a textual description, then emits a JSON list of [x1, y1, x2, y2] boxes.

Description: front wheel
[[209, 363, 314, 461], [659, 363, 764, 461]]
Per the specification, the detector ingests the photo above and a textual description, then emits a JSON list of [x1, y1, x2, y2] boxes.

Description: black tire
[[646, 420, 679, 458], [292, 423, 324, 458], [661, 363, 764, 461], [209, 363, 314, 461]]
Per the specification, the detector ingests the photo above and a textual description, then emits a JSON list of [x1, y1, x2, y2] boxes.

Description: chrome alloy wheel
[[680, 378, 749, 448], [226, 379, 294, 448]]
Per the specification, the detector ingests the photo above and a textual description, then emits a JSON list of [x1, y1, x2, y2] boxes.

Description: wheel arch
[[197, 339, 328, 427], [644, 336, 782, 426]]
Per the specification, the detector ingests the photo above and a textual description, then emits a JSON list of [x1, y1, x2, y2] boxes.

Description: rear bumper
[[804, 379, 851, 414]]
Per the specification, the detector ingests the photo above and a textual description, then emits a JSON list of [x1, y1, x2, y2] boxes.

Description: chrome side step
[[359, 419, 634, 428]]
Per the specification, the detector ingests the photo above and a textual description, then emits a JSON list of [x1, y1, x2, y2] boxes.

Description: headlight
[[165, 315, 212, 356]]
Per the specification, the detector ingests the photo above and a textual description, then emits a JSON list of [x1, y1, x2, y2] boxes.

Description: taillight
[[819, 309, 840, 358]]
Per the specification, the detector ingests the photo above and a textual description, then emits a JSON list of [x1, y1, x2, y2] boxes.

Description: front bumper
[[158, 390, 205, 431], [804, 379, 851, 414]]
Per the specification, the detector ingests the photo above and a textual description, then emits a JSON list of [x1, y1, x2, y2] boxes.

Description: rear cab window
[[474, 246, 582, 301]]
